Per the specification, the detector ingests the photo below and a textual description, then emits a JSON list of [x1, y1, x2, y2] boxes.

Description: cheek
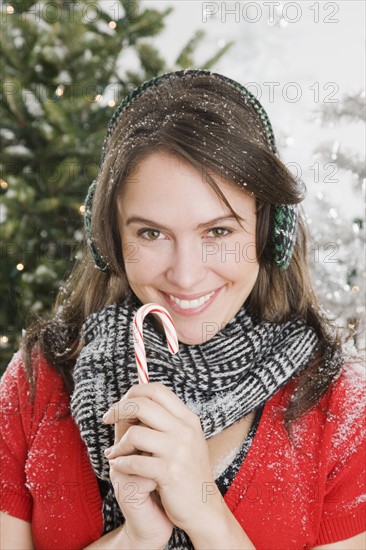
[[208, 239, 258, 271], [120, 232, 148, 271], [121, 241, 140, 266], [224, 261, 259, 286], [122, 245, 164, 283], [241, 241, 258, 265]]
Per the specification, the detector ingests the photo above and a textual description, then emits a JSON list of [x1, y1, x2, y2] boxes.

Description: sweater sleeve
[[314, 361, 366, 546], [0, 351, 34, 521]]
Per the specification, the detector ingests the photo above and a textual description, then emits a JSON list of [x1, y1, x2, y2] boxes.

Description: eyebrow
[[125, 215, 245, 230]]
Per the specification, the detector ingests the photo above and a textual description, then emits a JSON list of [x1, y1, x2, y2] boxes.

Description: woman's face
[[117, 151, 259, 345]]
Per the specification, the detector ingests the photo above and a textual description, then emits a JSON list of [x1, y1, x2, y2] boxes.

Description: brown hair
[[23, 72, 350, 436]]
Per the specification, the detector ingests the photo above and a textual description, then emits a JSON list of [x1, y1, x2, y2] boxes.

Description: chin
[[178, 337, 203, 346], [176, 329, 217, 346]]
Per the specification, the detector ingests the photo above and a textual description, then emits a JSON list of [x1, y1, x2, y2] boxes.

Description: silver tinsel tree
[[307, 92, 365, 351]]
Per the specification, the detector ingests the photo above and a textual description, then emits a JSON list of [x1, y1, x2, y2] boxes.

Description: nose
[[165, 238, 207, 290]]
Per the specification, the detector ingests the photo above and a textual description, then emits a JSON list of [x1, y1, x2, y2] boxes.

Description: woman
[[1, 69, 365, 550]]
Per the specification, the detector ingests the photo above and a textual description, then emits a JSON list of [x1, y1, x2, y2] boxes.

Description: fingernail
[[102, 411, 109, 423], [104, 447, 113, 457]]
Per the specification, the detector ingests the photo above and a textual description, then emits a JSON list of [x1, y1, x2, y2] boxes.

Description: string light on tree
[[0, 336, 9, 348], [16, 263, 24, 271], [55, 85, 64, 97]]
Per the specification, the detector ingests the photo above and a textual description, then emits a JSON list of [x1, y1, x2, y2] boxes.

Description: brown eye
[[139, 229, 163, 240], [207, 228, 231, 238]]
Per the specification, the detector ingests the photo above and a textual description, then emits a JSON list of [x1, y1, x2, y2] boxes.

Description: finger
[[106, 425, 167, 459], [114, 420, 149, 447], [104, 397, 141, 426], [125, 382, 198, 424], [110, 473, 158, 502], [151, 487, 162, 504], [109, 454, 162, 482], [104, 396, 181, 434]]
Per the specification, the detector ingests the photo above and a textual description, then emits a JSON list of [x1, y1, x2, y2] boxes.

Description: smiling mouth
[[168, 290, 215, 309], [160, 287, 223, 313]]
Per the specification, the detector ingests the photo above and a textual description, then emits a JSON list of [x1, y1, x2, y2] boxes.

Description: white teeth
[[169, 291, 215, 309]]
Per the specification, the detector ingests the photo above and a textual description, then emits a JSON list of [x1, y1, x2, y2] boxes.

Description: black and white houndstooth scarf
[[71, 293, 319, 547]]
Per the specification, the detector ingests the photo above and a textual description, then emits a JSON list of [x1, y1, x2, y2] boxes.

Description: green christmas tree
[[0, 0, 232, 368]]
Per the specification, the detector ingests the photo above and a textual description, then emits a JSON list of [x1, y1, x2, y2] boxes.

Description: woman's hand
[[108, 459, 173, 548], [105, 406, 174, 549], [103, 383, 222, 533]]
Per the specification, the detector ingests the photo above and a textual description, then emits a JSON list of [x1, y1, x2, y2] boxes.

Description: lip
[[162, 288, 220, 300], [160, 286, 224, 317]]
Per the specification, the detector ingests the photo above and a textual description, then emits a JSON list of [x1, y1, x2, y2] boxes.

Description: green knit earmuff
[[84, 69, 299, 273]]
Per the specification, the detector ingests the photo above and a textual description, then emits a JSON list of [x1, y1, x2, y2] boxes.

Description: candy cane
[[132, 303, 179, 384]]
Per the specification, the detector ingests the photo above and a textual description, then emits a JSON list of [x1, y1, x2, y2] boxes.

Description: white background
[[124, 0, 365, 219]]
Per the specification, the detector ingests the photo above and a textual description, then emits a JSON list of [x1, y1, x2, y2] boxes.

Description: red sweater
[[1, 351, 365, 550]]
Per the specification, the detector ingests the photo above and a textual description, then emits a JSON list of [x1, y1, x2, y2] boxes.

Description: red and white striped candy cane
[[132, 303, 179, 384]]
